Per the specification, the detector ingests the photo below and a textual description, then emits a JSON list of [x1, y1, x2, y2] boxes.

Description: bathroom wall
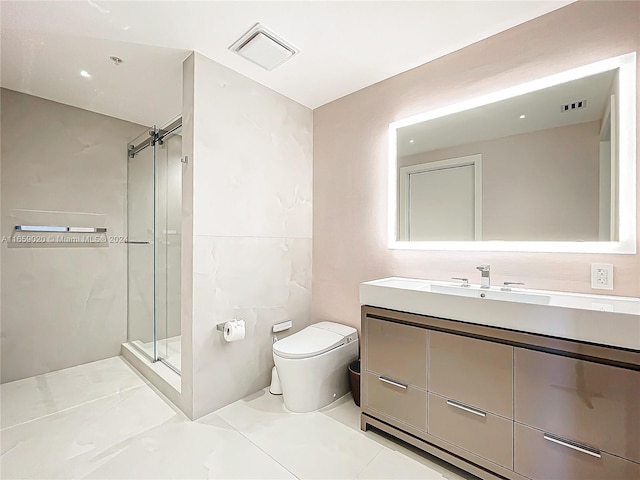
[[400, 121, 601, 241], [182, 53, 313, 418], [0, 88, 144, 382], [312, 0, 640, 331]]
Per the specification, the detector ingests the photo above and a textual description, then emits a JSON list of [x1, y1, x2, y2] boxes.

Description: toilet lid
[[273, 326, 345, 360]]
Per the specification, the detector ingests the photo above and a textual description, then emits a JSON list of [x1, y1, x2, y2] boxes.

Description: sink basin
[[428, 284, 550, 305], [360, 277, 640, 351]]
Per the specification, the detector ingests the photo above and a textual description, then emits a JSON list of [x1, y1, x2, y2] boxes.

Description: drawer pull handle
[[446, 399, 486, 417], [543, 433, 601, 458], [378, 376, 408, 389]]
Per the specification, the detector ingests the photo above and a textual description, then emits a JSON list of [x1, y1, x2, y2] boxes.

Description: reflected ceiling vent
[[561, 100, 587, 112], [229, 23, 298, 71]]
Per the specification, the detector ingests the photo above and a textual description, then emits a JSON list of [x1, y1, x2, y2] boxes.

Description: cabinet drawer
[[364, 371, 426, 431], [428, 393, 513, 469], [430, 331, 513, 418], [515, 423, 640, 480], [515, 348, 640, 463], [365, 318, 427, 388]]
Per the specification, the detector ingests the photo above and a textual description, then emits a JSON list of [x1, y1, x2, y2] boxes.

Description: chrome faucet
[[451, 277, 470, 287], [476, 265, 490, 288]]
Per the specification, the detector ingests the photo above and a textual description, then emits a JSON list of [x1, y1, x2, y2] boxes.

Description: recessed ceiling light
[[409, 139, 415, 143], [80, 70, 91, 78], [519, 114, 526, 119], [230, 23, 298, 71]]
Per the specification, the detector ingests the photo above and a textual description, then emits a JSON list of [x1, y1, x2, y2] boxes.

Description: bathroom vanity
[[360, 278, 640, 480]]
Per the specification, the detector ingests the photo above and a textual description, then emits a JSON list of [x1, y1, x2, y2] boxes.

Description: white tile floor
[[0, 357, 476, 480]]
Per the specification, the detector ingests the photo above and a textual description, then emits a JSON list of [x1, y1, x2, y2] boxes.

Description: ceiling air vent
[[229, 23, 298, 71], [561, 100, 587, 112]]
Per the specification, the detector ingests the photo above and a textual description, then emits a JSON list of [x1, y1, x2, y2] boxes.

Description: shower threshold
[[131, 336, 182, 372], [121, 342, 181, 407]]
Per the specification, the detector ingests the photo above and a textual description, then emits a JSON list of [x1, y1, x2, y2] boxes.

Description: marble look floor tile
[[357, 447, 447, 479], [200, 389, 290, 429], [359, 429, 478, 480], [84, 413, 295, 480], [320, 395, 476, 479], [320, 392, 361, 430], [0, 384, 178, 479], [214, 390, 383, 479], [1, 360, 479, 480], [0, 356, 147, 429]]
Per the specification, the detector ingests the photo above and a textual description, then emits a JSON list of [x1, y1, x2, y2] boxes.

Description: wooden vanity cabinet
[[361, 306, 640, 480], [514, 423, 640, 480], [428, 331, 514, 469], [429, 392, 514, 470], [365, 372, 427, 430], [362, 318, 427, 432], [365, 317, 427, 389], [515, 348, 640, 464], [430, 331, 513, 418]]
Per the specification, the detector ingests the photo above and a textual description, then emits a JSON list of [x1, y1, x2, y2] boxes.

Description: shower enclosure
[[126, 117, 182, 373]]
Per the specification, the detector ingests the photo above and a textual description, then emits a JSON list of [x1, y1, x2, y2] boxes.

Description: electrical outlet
[[591, 263, 613, 290]]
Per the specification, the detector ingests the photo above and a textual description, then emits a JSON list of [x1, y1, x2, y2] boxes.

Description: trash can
[[348, 360, 361, 407]]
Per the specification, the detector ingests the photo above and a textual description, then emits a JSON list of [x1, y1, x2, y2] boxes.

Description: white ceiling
[[1, 1, 575, 126]]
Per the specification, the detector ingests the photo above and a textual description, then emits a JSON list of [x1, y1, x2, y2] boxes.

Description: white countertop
[[360, 277, 640, 351]]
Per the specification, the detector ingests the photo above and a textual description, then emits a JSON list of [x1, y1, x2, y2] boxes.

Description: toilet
[[273, 321, 358, 413]]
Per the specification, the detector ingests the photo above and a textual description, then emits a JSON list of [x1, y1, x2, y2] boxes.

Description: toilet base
[[273, 341, 358, 413], [269, 366, 283, 395]]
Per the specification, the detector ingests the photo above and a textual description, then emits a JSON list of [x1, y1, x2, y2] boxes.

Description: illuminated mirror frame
[[388, 52, 636, 253]]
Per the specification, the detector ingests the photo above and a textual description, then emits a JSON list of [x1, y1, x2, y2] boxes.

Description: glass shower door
[[127, 127, 156, 361], [154, 125, 182, 372], [126, 119, 182, 373]]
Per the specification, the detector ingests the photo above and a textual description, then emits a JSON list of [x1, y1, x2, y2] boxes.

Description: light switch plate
[[591, 263, 613, 290]]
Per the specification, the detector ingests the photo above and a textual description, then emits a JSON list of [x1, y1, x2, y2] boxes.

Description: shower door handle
[[125, 241, 151, 245]]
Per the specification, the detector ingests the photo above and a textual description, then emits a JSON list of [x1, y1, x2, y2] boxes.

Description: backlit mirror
[[389, 53, 636, 253]]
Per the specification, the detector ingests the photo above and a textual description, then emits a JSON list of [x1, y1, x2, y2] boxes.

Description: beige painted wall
[[312, 0, 640, 332], [0, 89, 144, 382], [181, 53, 313, 419], [400, 121, 601, 241]]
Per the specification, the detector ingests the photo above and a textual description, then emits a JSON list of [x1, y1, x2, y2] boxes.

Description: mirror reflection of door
[[399, 155, 482, 241]]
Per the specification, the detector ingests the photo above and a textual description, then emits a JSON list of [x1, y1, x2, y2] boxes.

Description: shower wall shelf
[[14, 225, 107, 233]]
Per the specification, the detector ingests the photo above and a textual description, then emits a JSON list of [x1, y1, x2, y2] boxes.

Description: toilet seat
[[273, 328, 344, 359], [273, 322, 357, 360]]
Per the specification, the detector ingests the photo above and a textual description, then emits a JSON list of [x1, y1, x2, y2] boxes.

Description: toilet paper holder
[[216, 319, 243, 332], [216, 322, 226, 332], [217, 319, 246, 343]]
